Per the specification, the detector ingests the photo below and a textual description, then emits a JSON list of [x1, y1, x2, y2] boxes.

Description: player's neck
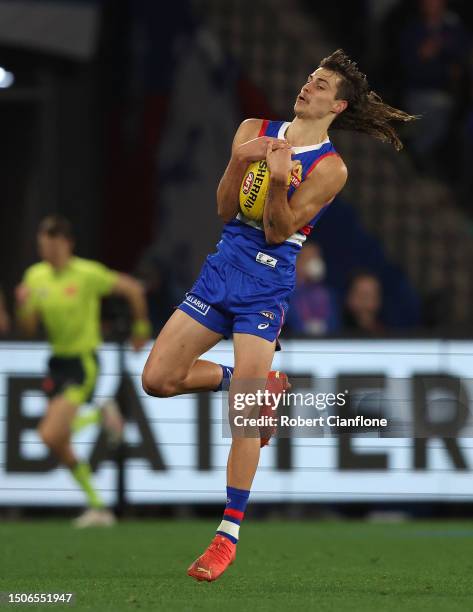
[[50, 253, 72, 271], [286, 117, 329, 147]]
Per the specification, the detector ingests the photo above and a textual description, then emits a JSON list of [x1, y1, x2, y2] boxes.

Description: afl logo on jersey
[[290, 161, 303, 189], [242, 172, 255, 195]]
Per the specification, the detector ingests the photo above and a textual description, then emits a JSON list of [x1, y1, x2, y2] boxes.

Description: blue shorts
[[178, 253, 292, 343]]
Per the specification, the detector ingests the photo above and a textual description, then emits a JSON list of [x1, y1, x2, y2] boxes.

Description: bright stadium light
[[0, 66, 15, 88]]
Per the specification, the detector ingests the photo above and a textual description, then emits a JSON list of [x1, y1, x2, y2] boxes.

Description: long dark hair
[[320, 49, 417, 151]]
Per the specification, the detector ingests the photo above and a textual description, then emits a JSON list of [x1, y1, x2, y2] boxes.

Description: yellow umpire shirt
[[20, 257, 118, 356]]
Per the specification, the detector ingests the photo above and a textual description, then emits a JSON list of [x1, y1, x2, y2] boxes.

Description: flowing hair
[[320, 49, 417, 151]]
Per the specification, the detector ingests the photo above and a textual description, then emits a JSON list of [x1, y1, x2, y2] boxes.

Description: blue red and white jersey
[[217, 119, 339, 289]]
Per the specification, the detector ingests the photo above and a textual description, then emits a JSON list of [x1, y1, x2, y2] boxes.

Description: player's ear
[[332, 99, 348, 115]]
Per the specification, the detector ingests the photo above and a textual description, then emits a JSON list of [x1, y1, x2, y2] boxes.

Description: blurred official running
[[15, 216, 152, 527]]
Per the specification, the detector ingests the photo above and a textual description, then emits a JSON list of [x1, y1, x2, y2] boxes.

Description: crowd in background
[[312, 0, 473, 209], [377, 0, 473, 208], [284, 242, 387, 338]]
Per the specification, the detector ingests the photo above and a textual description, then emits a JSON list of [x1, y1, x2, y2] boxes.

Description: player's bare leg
[[141, 310, 288, 581], [226, 333, 276, 489], [38, 396, 81, 469], [142, 310, 224, 397], [38, 396, 114, 527], [188, 333, 287, 582]]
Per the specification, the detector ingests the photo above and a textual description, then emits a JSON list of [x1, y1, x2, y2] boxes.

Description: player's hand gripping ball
[[239, 159, 302, 222]]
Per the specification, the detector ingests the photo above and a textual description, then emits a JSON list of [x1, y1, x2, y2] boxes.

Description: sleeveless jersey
[[216, 119, 338, 288]]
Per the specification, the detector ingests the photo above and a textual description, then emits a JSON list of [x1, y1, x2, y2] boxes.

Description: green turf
[[1, 519, 473, 611]]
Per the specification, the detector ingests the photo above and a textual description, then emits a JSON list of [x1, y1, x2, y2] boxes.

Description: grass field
[[1, 519, 473, 611]]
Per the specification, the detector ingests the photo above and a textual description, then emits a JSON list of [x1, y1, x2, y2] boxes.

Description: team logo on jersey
[[290, 161, 303, 189], [260, 310, 275, 320], [184, 293, 210, 316], [242, 172, 255, 195]]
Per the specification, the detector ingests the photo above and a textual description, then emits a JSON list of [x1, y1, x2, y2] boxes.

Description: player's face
[[37, 232, 71, 263], [294, 67, 347, 120]]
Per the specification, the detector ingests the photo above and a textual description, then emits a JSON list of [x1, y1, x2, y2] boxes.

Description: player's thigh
[[143, 309, 223, 383], [39, 395, 79, 442], [233, 333, 276, 379], [230, 334, 275, 426]]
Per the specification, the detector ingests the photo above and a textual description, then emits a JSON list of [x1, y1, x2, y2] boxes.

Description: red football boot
[[260, 370, 290, 447], [187, 534, 236, 582]]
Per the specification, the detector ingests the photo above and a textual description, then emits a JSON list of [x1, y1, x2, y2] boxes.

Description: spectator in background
[[285, 242, 339, 336], [0, 288, 11, 335], [343, 271, 385, 336], [399, 0, 471, 174]]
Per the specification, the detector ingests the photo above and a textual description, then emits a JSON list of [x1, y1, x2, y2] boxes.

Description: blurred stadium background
[[1, 0, 473, 609]]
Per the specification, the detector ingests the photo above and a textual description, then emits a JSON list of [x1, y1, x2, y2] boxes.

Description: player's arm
[[110, 274, 152, 350], [216, 119, 290, 223], [263, 144, 347, 244], [15, 283, 40, 338]]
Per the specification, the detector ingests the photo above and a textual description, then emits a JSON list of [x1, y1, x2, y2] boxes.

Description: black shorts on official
[[42, 353, 99, 406]]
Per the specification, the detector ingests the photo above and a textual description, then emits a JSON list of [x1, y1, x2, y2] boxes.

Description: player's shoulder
[[239, 118, 266, 130], [24, 261, 50, 282], [326, 151, 348, 175], [303, 149, 348, 197], [234, 118, 267, 139], [71, 257, 111, 276], [232, 118, 275, 150], [312, 148, 348, 181], [326, 138, 347, 170]]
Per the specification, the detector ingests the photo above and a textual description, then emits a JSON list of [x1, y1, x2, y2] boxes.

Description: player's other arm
[[216, 119, 290, 223], [111, 274, 152, 350], [15, 283, 40, 338], [263, 146, 347, 244]]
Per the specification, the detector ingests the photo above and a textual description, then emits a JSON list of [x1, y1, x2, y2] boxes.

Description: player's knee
[[141, 367, 182, 398]]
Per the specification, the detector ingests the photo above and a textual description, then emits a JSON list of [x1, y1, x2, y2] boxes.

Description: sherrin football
[[239, 160, 269, 222], [239, 159, 302, 222]]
